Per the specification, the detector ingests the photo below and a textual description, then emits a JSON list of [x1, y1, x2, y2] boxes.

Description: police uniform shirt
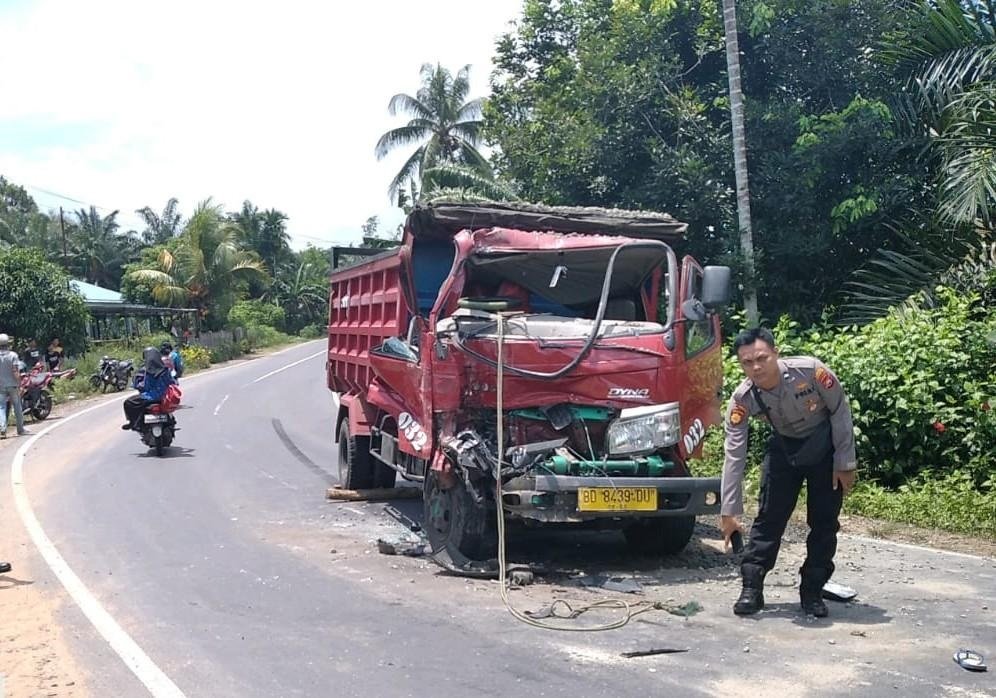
[[720, 356, 858, 516]]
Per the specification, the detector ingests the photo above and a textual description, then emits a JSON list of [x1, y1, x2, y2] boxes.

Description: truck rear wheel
[[624, 516, 696, 556], [338, 420, 373, 489], [424, 470, 496, 563]]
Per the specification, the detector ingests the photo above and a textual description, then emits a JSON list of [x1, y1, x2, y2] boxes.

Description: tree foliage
[[0, 247, 89, 353], [375, 63, 493, 203], [127, 199, 269, 329], [486, 0, 927, 321]]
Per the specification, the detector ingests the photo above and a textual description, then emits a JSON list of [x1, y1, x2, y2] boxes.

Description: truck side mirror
[[701, 266, 731, 310]]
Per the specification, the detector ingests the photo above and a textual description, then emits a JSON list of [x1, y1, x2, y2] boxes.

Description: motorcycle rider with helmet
[[121, 347, 175, 430]]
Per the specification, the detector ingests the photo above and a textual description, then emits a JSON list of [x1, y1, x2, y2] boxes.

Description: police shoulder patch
[[814, 366, 835, 390], [729, 403, 748, 426]]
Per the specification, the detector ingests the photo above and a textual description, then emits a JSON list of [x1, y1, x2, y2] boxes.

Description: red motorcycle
[[5, 364, 76, 422], [139, 383, 181, 456]]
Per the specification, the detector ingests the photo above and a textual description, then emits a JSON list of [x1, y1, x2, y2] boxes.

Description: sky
[[0, 0, 523, 249]]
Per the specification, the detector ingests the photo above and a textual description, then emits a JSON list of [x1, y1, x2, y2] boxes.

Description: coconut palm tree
[[420, 163, 519, 203], [722, 0, 759, 325], [136, 198, 183, 245], [838, 0, 996, 321], [71, 206, 138, 289], [374, 63, 489, 203], [265, 258, 328, 331], [128, 199, 269, 327]]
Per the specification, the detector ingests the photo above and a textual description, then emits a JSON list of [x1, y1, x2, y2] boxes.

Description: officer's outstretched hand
[[833, 469, 857, 495], [720, 515, 744, 551]]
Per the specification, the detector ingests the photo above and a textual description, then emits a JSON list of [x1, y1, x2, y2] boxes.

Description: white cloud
[[0, 0, 521, 248]]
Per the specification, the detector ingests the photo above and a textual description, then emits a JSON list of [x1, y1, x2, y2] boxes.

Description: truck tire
[[623, 515, 696, 556], [424, 470, 496, 563], [338, 420, 373, 489], [373, 460, 397, 489]]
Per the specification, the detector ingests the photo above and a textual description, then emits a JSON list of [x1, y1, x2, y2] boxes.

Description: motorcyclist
[[160, 342, 183, 380], [121, 347, 175, 430]]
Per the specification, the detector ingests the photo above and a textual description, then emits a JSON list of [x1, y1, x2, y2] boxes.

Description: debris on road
[[621, 647, 690, 658], [822, 581, 858, 602], [508, 568, 535, 586], [376, 538, 427, 557], [578, 574, 642, 594], [953, 649, 987, 672], [383, 504, 422, 532], [326, 487, 421, 502]]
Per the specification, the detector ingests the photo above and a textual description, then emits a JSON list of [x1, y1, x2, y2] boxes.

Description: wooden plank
[[326, 487, 422, 502]]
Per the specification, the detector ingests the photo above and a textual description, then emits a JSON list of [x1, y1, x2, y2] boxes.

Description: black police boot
[[800, 569, 829, 617], [733, 563, 766, 615]]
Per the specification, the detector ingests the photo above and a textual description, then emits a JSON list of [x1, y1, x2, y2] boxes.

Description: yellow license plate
[[577, 487, 658, 512]]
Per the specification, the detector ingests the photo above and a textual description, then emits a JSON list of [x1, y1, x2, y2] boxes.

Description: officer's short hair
[[731, 327, 776, 355]]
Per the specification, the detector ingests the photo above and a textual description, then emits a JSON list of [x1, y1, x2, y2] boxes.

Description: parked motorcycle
[[4, 365, 74, 423], [137, 383, 181, 456], [89, 356, 134, 392]]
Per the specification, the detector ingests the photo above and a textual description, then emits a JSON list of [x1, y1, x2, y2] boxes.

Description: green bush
[[228, 300, 285, 330], [298, 324, 325, 339], [209, 342, 241, 363], [769, 290, 996, 486], [245, 324, 292, 350]]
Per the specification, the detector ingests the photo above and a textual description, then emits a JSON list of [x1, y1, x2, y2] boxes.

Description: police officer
[[720, 327, 857, 617]]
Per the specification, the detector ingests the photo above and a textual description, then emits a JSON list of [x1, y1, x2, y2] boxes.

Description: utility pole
[[722, 0, 759, 325], [59, 206, 70, 290]]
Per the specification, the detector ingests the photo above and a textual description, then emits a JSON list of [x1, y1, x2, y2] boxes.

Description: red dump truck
[[327, 202, 731, 570]]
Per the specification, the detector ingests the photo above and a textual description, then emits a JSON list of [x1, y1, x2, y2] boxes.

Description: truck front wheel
[[424, 470, 496, 564], [338, 420, 373, 489], [623, 516, 696, 556]]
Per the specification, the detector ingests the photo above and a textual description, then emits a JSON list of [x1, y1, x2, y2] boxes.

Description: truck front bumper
[[499, 474, 722, 523]]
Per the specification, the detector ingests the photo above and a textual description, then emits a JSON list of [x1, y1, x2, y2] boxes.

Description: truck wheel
[[338, 420, 373, 489], [373, 460, 397, 489], [424, 470, 496, 563], [624, 516, 696, 556]]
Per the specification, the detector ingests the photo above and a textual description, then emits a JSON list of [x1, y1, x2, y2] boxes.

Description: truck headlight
[[606, 403, 681, 456]]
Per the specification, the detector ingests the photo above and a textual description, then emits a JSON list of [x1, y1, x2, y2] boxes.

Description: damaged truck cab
[[327, 203, 730, 568]]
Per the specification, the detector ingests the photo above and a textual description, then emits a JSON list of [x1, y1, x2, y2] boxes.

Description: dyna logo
[[608, 388, 650, 400]]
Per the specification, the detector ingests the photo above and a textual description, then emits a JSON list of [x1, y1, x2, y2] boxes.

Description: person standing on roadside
[[720, 327, 857, 618], [0, 333, 27, 438], [21, 338, 42, 370], [46, 337, 64, 371]]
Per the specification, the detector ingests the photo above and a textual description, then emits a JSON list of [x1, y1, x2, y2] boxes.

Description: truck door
[[677, 256, 724, 460], [367, 319, 434, 466]]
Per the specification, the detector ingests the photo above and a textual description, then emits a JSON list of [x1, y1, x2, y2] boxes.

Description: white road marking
[[11, 408, 186, 698], [6, 340, 323, 696], [842, 533, 994, 562], [213, 394, 229, 416], [250, 350, 325, 384]]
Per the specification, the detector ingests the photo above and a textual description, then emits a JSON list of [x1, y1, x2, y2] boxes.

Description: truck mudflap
[[500, 474, 721, 523]]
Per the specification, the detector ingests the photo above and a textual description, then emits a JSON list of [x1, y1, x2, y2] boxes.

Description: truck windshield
[[452, 242, 676, 335]]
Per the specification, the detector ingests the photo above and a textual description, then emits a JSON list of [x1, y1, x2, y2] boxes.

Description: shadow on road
[[738, 600, 893, 627], [0, 574, 35, 590], [135, 446, 196, 459]]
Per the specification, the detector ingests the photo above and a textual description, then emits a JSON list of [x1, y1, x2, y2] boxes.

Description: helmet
[[0, 333, 9, 346], [160, 341, 173, 353]]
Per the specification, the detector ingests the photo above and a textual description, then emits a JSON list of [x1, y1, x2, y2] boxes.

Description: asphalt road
[[6, 340, 996, 697]]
